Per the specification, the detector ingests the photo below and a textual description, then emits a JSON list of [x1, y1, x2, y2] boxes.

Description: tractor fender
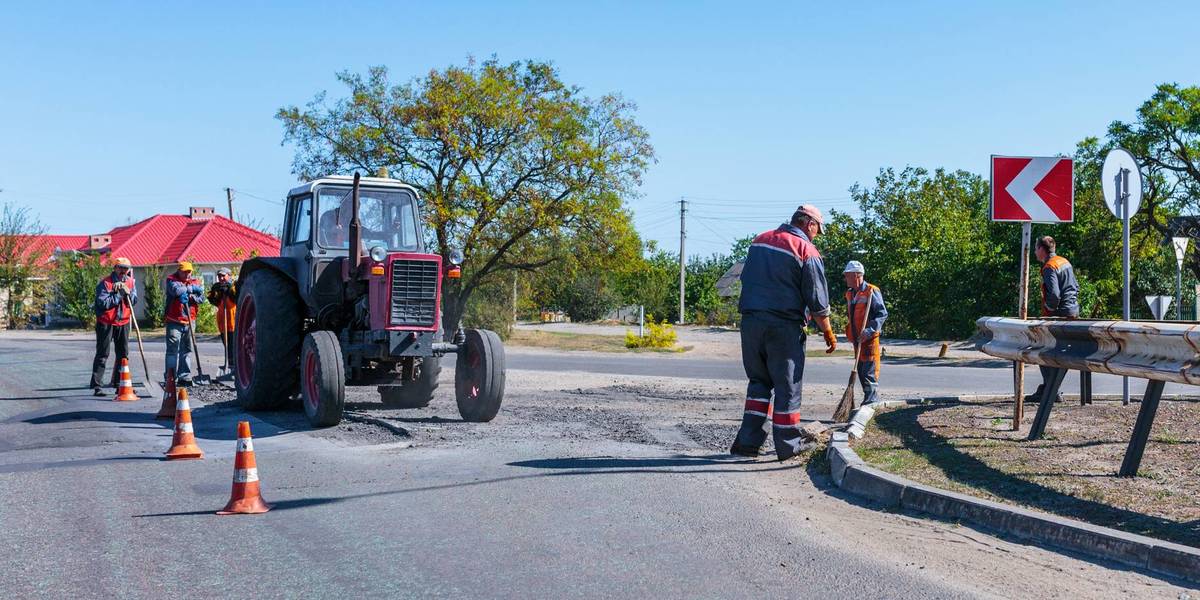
[[235, 257, 299, 292]]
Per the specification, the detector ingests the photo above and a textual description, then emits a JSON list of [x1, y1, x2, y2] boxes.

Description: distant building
[[27, 206, 279, 320]]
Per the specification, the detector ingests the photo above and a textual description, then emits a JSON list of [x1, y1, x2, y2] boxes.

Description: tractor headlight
[[448, 248, 465, 266], [369, 245, 388, 263]]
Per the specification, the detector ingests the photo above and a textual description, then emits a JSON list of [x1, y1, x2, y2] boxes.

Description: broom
[[832, 292, 873, 423]]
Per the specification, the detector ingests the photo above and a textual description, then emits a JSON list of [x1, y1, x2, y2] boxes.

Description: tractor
[[233, 173, 505, 427]]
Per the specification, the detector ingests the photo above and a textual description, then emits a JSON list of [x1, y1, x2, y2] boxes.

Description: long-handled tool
[[833, 292, 873, 423], [186, 316, 213, 386], [218, 302, 231, 379], [124, 294, 162, 398]]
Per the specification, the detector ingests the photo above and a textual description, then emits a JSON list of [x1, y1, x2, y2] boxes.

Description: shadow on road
[[132, 452, 796, 518], [882, 356, 1010, 369], [25, 411, 159, 426]]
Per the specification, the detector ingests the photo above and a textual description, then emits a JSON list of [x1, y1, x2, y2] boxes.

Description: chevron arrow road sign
[[990, 156, 1074, 222]]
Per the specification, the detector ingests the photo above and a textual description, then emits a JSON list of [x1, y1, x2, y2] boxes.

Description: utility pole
[[225, 187, 235, 221], [678, 197, 687, 324]]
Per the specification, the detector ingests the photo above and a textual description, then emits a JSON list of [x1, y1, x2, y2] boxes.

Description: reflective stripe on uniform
[[772, 411, 802, 426]]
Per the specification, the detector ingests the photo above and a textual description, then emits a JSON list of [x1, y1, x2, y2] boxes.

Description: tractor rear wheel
[[300, 330, 345, 427], [236, 269, 302, 410], [379, 357, 441, 409], [454, 329, 505, 422]]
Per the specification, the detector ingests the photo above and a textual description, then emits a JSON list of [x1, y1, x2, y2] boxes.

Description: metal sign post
[[1102, 149, 1143, 406], [990, 155, 1073, 431], [1173, 237, 1189, 320], [1014, 222, 1032, 428]]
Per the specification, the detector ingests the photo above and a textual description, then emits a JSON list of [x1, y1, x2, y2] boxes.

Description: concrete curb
[[826, 413, 1200, 584]]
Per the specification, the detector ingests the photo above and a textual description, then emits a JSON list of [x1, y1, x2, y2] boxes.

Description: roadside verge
[[826, 400, 1200, 585]]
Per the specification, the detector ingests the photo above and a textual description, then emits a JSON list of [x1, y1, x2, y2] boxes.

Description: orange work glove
[[823, 328, 838, 354]]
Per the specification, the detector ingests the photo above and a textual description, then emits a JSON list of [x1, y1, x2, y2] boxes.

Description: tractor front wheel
[[454, 329, 505, 422], [301, 330, 345, 427]]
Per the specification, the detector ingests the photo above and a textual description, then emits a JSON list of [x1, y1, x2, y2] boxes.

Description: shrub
[[625, 314, 678, 349], [52, 253, 110, 328], [464, 279, 515, 339], [194, 301, 217, 334], [140, 265, 165, 328]]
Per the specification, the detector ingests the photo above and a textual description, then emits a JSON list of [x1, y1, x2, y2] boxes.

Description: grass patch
[[852, 400, 1200, 548], [507, 329, 689, 353]]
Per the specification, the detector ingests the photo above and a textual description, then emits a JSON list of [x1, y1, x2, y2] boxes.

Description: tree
[[277, 59, 655, 334], [0, 202, 49, 328], [140, 264, 165, 328], [53, 253, 109, 328]]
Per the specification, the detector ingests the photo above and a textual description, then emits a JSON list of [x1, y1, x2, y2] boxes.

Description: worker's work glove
[[823, 328, 838, 354], [114, 282, 128, 295], [862, 328, 876, 340], [189, 284, 204, 295]]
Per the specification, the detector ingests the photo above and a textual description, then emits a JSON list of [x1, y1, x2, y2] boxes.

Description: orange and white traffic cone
[[155, 368, 177, 420], [114, 358, 139, 402], [217, 421, 270, 515], [165, 388, 203, 460]]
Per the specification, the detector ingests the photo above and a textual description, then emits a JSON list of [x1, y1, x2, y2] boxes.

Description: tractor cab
[[234, 174, 503, 428]]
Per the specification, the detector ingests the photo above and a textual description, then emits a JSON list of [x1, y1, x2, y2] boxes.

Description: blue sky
[[2, 1, 1198, 257]]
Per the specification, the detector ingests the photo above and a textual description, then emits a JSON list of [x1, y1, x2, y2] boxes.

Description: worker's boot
[[729, 443, 761, 458]]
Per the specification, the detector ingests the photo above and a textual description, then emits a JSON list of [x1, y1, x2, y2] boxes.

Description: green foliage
[[685, 252, 737, 325], [610, 241, 679, 321], [194, 301, 217, 334], [277, 58, 655, 334], [140, 265, 165, 328], [463, 279, 515, 339], [0, 202, 50, 328], [52, 253, 110, 328], [624, 315, 677, 349], [545, 273, 622, 322]]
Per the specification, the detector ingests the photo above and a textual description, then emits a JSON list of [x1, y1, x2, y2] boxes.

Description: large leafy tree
[[277, 59, 654, 333]]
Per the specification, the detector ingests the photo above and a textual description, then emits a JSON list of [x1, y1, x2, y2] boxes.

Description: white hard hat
[[843, 260, 865, 274]]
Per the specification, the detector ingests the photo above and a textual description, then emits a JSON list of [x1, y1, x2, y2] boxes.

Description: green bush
[[464, 280, 515, 339], [624, 315, 678, 349], [52, 253, 110, 328], [194, 301, 217, 334], [140, 265, 165, 328]]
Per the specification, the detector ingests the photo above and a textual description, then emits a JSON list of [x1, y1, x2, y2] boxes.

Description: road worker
[[1027, 235, 1080, 402], [842, 261, 888, 406], [206, 267, 237, 371], [90, 257, 137, 396], [164, 262, 205, 386], [732, 204, 838, 461]]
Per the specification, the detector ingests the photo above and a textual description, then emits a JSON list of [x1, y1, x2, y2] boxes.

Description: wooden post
[[1014, 222, 1031, 430]]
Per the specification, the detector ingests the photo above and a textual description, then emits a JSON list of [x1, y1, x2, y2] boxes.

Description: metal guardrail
[[975, 317, 1197, 477]]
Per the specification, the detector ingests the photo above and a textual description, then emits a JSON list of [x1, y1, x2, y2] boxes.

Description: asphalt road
[[0, 331, 1191, 599]]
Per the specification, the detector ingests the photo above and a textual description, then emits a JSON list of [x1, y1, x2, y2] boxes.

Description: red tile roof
[[26, 213, 279, 267]]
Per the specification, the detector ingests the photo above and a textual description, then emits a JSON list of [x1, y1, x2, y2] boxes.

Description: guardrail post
[[1079, 371, 1092, 406], [1118, 380, 1166, 477], [1027, 367, 1067, 441]]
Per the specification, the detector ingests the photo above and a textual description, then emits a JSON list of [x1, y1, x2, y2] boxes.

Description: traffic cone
[[217, 421, 270, 515], [114, 358, 139, 402], [155, 368, 176, 419], [165, 388, 203, 460]]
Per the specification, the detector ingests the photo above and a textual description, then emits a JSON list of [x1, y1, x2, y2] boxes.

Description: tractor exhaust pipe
[[348, 172, 362, 279]]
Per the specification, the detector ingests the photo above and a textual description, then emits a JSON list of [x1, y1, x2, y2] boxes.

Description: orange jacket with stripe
[[844, 282, 887, 354], [1040, 254, 1079, 317]]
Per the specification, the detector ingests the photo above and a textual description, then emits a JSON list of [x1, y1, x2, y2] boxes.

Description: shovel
[[124, 294, 162, 398], [832, 292, 873, 423], [218, 304, 232, 379], [185, 317, 213, 386]]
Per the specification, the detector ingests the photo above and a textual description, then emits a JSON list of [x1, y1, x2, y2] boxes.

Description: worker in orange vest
[[1026, 236, 1080, 402], [206, 267, 237, 372], [90, 257, 137, 396], [843, 261, 888, 406]]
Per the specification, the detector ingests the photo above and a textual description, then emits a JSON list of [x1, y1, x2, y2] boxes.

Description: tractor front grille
[[390, 259, 439, 327]]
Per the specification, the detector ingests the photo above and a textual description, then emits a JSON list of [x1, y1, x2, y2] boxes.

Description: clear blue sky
[[2, 1, 1198, 257]]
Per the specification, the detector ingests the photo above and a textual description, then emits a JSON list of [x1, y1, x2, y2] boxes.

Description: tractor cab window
[[316, 188, 421, 252]]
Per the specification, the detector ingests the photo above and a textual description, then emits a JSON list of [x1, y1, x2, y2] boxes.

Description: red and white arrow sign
[[991, 156, 1073, 222]]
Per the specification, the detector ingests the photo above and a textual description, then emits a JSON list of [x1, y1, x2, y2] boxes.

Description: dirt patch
[[507, 329, 690, 353], [853, 398, 1200, 548]]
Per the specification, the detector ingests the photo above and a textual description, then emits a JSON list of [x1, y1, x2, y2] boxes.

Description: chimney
[[189, 206, 215, 220], [89, 234, 111, 250]]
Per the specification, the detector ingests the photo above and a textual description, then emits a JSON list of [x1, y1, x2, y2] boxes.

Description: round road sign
[[1101, 148, 1143, 219]]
